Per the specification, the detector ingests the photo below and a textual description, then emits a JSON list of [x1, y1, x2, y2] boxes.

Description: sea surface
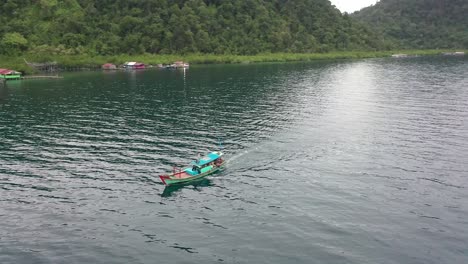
[[1, 56, 467, 264]]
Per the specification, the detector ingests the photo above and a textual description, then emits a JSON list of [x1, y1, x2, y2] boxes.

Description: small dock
[[21, 75, 63, 80]]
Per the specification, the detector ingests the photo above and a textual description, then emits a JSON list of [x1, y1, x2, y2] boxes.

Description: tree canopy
[[0, 0, 388, 55], [353, 0, 468, 49]]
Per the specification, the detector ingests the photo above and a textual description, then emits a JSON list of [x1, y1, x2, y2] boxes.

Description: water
[[1, 57, 467, 264]]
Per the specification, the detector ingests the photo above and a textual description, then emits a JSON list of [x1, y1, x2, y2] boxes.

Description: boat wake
[[224, 143, 266, 165]]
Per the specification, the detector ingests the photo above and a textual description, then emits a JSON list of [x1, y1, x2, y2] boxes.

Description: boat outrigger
[[159, 151, 225, 186]]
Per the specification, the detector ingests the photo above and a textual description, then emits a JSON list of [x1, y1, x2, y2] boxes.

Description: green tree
[[0, 0, 393, 55], [1, 32, 28, 55]]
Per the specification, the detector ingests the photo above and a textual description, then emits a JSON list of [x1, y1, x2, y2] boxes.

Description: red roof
[[0, 69, 15, 74]]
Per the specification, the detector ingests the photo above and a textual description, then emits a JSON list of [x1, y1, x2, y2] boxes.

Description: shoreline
[[1, 50, 465, 75]]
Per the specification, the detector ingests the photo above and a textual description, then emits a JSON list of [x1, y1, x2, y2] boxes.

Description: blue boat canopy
[[191, 152, 222, 166]]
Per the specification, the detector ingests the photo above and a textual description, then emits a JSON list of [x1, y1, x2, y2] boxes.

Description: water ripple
[[1, 58, 468, 264]]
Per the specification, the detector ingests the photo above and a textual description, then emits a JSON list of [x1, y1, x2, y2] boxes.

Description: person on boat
[[192, 165, 201, 174]]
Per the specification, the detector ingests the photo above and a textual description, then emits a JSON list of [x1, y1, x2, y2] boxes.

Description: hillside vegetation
[[0, 0, 387, 56], [353, 0, 468, 49]]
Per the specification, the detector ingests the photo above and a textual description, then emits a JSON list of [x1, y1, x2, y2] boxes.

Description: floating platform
[[21, 75, 63, 80]]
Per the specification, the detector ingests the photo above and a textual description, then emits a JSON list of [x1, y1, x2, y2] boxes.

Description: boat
[[159, 151, 225, 186], [158, 64, 176, 69], [391, 54, 409, 58], [442, 51, 465, 56], [0, 68, 22, 80], [158, 61, 189, 70], [123, 62, 145, 69], [173, 61, 189, 69]]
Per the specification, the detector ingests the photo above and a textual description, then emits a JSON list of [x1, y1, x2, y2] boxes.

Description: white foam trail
[[225, 143, 265, 165]]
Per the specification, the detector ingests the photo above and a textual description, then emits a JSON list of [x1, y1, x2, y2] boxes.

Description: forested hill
[[353, 0, 468, 49], [0, 0, 387, 56]]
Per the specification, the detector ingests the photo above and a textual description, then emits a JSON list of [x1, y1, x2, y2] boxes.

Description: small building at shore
[[0, 69, 22, 80]]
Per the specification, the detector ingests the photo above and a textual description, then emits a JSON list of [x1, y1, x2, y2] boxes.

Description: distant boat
[[391, 54, 409, 58], [158, 61, 189, 69], [0, 68, 22, 80], [442, 52, 465, 56], [102, 63, 117, 70], [173, 61, 189, 69], [158, 64, 176, 69], [159, 152, 225, 186], [123, 62, 145, 69]]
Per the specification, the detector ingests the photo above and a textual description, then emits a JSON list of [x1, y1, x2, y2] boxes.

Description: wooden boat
[[159, 151, 224, 186], [158, 62, 189, 70], [173, 61, 189, 69], [123, 62, 145, 69]]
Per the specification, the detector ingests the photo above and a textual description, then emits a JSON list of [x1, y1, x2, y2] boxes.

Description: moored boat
[[123, 62, 145, 69], [442, 51, 465, 56], [159, 151, 225, 186], [158, 61, 189, 69], [173, 61, 189, 69], [391, 54, 409, 58]]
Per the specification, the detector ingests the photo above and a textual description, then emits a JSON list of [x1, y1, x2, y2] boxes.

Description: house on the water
[[0, 69, 22, 80], [123, 62, 145, 69]]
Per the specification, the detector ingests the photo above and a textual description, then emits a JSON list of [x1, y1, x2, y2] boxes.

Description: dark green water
[[1, 57, 468, 264]]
